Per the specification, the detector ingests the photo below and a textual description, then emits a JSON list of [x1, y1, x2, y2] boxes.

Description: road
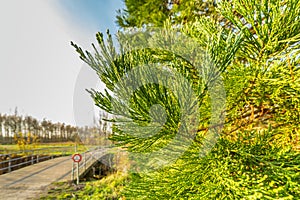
[[0, 156, 72, 200]]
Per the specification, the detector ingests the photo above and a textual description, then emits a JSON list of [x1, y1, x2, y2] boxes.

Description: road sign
[[72, 153, 82, 163]]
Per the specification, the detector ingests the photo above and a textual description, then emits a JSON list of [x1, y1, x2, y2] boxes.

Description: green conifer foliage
[[73, 0, 299, 198], [116, 0, 218, 28]]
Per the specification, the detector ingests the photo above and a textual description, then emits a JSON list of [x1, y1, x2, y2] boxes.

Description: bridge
[[0, 147, 111, 200]]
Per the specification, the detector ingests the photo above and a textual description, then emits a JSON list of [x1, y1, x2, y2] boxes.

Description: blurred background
[[0, 0, 124, 127]]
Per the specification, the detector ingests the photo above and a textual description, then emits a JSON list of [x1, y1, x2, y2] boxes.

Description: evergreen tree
[[73, 0, 300, 198], [117, 0, 218, 28]]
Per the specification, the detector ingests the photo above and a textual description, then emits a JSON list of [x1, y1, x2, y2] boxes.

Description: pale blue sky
[[0, 0, 124, 126]]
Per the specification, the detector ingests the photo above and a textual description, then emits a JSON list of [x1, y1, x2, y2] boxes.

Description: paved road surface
[[0, 156, 72, 200]]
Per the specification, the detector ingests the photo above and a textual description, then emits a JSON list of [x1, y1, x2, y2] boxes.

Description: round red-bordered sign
[[72, 153, 82, 162]]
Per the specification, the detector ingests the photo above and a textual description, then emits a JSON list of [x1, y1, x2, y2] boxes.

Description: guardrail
[[71, 147, 110, 184], [0, 146, 75, 174]]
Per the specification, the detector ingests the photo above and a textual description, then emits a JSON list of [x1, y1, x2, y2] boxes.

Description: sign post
[[72, 153, 82, 185]]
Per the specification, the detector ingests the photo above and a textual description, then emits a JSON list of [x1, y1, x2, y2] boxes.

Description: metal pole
[[31, 150, 34, 165], [71, 162, 74, 181], [76, 162, 80, 185], [84, 153, 86, 170], [8, 155, 11, 173], [92, 166, 95, 176]]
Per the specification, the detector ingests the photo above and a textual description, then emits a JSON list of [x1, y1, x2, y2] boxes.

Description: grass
[[0, 142, 93, 155], [39, 172, 129, 200]]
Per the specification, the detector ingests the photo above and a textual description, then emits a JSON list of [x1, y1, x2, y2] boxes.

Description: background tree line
[[0, 111, 111, 145]]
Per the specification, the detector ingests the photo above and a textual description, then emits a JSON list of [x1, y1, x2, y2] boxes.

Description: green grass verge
[[0, 143, 93, 155], [39, 172, 129, 200]]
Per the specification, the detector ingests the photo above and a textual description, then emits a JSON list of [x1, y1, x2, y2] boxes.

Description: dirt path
[[0, 156, 72, 200]]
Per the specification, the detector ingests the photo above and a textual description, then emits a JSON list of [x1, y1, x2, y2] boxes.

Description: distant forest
[[0, 111, 110, 145]]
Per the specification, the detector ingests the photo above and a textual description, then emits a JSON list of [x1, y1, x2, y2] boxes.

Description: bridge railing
[[71, 146, 110, 183], [0, 146, 74, 174]]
